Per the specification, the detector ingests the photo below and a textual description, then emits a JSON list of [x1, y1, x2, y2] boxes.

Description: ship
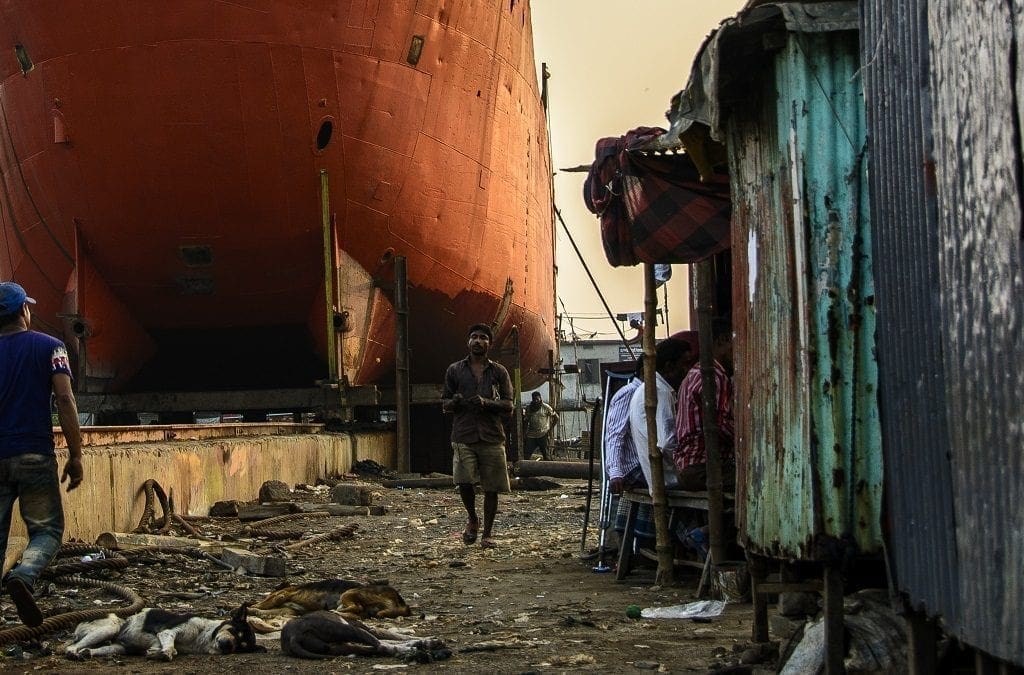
[[0, 0, 555, 396]]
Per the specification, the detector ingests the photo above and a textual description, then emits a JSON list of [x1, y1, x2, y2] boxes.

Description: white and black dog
[[64, 605, 262, 661], [281, 610, 448, 661]]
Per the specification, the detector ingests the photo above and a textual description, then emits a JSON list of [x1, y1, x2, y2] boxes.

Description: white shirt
[[628, 372, 680, 495]]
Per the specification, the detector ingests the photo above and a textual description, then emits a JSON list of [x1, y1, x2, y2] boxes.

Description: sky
[[530, 1, 745, 342]]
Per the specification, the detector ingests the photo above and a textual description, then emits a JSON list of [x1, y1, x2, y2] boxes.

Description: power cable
[[554, 206, 636, 360]]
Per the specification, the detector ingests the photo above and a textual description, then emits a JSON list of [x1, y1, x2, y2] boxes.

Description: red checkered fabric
[[584, 127, 731, 266]]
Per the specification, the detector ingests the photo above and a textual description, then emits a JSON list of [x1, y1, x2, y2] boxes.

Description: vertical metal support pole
[[662, 284, 670, 336], [319, 169, 338, 382], [696, 259, 726, 568], [824, 565, 845, 675], [395, 256, 410, 474], [547, 349, 557, 410], [644, 263, 673, 585], [511, 326, 523, 463]]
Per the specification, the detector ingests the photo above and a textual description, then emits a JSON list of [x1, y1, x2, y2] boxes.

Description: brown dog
[[248, 579, 412, 620]]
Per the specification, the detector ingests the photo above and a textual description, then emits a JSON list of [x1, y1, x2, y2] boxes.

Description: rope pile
[[242, 510, 332, 539], [0, 478, 360, 647]]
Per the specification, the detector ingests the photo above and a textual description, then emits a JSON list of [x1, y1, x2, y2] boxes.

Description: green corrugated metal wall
[[730, 30, 882, 560]]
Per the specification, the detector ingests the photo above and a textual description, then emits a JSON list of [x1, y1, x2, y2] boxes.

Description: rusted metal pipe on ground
[[514, 460, 593, 479]]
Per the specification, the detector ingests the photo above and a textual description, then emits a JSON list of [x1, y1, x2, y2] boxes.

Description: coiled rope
[[0, 478, 357, 647], [0, 576, 144, 646]]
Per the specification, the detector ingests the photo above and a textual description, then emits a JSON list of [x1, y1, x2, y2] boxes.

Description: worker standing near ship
[[524, 392, 559, 461], [442, 324, 514, 549], [0, 282, 84, 627]]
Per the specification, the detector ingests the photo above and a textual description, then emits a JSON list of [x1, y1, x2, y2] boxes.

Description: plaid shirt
[[674, 361, 735, 471], [603, 378, 641, 480]]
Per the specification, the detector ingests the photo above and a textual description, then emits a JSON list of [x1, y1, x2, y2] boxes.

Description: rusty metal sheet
[[720, 24, 881, 560]]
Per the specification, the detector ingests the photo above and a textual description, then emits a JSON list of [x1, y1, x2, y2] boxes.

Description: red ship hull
[[0, 1, 555, 392]]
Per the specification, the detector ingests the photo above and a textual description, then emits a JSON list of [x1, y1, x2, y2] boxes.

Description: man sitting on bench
[[626, 338, 693, 555], [674, 317, 735, 492]]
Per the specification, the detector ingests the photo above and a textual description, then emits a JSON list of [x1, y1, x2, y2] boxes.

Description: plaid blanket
[[584, 127, 731, 266]]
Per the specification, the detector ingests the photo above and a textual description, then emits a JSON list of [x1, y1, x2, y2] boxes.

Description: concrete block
[[220, 547, 286, 577], [330, 483, 373, 506]]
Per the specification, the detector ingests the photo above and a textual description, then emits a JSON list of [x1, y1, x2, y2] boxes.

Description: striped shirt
[[603, 377, 641, 480], [674, 360, 735, 471]]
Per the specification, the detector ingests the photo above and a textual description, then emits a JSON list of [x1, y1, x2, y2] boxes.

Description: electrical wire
[[554, 205, 636, 360]]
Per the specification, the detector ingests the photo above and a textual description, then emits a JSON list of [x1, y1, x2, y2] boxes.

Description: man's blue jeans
[[0, 453, 64, 590]]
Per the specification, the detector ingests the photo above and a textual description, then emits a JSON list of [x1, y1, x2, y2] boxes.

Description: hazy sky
[[530, 1, 745, 342]]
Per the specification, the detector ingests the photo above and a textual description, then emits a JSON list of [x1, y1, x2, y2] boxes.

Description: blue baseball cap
[[0, 281, 35, 315]]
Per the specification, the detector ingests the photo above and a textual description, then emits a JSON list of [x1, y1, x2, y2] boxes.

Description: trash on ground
[[640, 600, 726, 620]]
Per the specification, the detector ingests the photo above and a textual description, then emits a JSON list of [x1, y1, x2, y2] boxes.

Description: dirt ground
[[0, 472, 778, 674]]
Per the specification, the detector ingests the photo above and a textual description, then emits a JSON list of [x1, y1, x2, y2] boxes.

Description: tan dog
[[248, 579, 412, 620]]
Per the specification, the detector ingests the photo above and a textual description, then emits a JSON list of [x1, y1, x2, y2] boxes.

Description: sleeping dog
[[64, 605, 262, 661], [248, 579, 412, 620], [281, 610, 447, 660]]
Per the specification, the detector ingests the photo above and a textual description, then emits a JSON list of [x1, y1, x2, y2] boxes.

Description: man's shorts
[[452, 442, 511, 493]]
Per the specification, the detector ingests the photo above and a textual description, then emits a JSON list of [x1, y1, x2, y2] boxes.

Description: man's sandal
[[480, 537, 497, 549], [462, 521, 479, 545]]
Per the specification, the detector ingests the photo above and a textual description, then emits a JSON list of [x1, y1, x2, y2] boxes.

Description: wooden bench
[[615, 488, 734, 581]]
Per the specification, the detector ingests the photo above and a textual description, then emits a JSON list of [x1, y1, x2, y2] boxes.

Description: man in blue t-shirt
[[0, 281, 84, 627]]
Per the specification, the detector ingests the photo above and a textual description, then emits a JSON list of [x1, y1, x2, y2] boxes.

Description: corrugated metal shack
[[672, 1, 882, 563], [862, 1, 1024, 668]]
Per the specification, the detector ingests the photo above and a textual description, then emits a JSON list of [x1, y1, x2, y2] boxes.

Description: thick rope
[[241, 510, 331, 534], [284, 523, 360, 551], [132, 479, 172, 534], [1, 476, 352, 648], [0, 576, 144, 646]]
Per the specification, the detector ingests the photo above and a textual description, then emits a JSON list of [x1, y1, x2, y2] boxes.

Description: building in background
[[523, 338, 638, 440]]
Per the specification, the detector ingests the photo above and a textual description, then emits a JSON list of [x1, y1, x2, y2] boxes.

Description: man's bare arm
[[53, 373, 84, 491]]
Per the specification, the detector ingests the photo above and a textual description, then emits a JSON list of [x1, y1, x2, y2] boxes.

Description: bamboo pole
[[695, 260, 725, 567], [643, 264, 673, 584]]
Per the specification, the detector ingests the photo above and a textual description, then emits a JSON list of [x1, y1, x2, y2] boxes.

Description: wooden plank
[[95, 532, 222, 552], [237, 504, 294, 521]]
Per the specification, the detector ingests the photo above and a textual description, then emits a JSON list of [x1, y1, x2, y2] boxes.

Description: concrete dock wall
[[6, 428, 395, 550]]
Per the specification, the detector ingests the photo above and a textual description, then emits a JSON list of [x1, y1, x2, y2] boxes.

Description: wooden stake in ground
[[695, 259, 726, 568], [643, 263, 674, 585]]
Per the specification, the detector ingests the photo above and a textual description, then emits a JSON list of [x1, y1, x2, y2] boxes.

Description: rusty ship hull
[[0, 1, 554, 393]]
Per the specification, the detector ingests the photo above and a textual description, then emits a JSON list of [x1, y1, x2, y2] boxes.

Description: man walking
[[0, 282, 84, 627], [442, 323, 513, 549], [524, 392, 558, 461]]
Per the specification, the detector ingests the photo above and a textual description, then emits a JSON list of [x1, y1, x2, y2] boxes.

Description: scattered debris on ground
[[1, 476, 774, 673]]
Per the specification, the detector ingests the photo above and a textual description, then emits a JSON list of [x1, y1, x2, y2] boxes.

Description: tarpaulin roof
[[583, 127, 731, 267], [669, 1, 859, 144]]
